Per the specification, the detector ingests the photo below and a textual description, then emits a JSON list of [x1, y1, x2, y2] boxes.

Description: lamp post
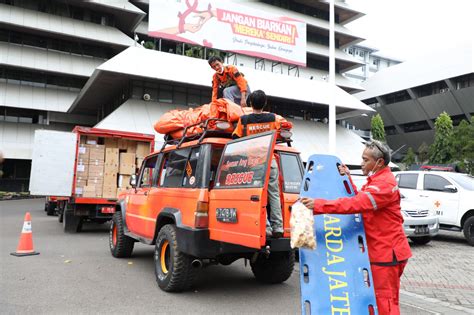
[[328, 0, 336, 154]]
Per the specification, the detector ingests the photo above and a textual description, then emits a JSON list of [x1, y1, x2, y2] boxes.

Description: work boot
[[272, 230, 283, 238]]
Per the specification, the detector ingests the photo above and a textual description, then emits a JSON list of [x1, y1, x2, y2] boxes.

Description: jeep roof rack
[[160, 118, 293, 151]]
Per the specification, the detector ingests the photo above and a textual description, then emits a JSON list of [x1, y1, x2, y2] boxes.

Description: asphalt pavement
[[1, 199, 473, 314]]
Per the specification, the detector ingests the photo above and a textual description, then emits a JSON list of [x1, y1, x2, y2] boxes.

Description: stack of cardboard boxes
[[74, 136, 150, 198]]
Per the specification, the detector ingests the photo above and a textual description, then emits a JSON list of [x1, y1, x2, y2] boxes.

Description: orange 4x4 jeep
[[109, 130, 304, 292]]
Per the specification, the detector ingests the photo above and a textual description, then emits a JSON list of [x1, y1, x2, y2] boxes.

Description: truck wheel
[[109, 212, 134, 258], [63, 208, 82, 233], [409, 236, 432, 245], [251, 250, 295, 284], [46, 203, 56, 216], [154, 224, 198, 292], [463, 216, 474, 246]]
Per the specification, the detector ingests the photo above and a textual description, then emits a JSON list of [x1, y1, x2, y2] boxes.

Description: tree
[[371, 114, 386, 142], [402, 147, 416, 170], [429, 112, 453, 164], [418, 142, 429, 164], [451, 118, 474, 174], [143, 41, 156, 50]]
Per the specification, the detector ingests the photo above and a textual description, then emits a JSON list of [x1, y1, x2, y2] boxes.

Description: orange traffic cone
[[11, 212, 39, 257]]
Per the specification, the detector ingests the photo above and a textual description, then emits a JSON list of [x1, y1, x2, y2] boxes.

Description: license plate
[[415, 225, 429, 234], [101, 206, 115, 214], [216, 208, 237, 223]]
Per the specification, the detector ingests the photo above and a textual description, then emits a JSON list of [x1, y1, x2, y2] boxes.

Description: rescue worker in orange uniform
[[300, 140, 412, 315], [233, 90, 283, 238], [208, 56, 250, 107]]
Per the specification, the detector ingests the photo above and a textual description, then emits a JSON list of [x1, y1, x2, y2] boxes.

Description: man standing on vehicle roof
[[208, 55, 250, 107], [300, 140, 412, 315], [233, 90, 283, 238]]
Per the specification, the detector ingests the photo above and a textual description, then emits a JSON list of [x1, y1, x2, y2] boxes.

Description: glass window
[[397, 174, 418, 189], [279, 153, 303, 193], [182, 147, 200, 188], [448, 174, 474, 191], [424, 174, 452, 192], [215, 133, 274, 189], [138, 155, 158, 187], [161, 148, 191, 187]]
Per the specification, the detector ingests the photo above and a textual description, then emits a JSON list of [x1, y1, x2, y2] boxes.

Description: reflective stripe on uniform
[[364, 191, 378, 210], [366, 185, 381, 192]]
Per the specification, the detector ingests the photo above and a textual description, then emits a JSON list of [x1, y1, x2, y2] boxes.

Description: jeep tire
[[409, 236, 432, 245], [154, 224, 198, 292], [251, 250, 295, 284], [109, 212, 135, 258], [63, 208, 82, 233], [463, 216, 474, 246], [46, 202, 56, 216]]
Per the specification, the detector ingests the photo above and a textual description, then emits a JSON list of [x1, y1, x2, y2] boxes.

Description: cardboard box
[[118, 175, 132, 188], [76, 163, 89, 177], [103, 172, 117, 187], [136, 142, 150, 158], [75, 177, 87, 195], [75, 187, 84, 195], [105, 148, 119, 165], [136, 158, 144, 168], [89, 159, 105, 166], [78, 145, 89, 160], [104, 137, 118, 148], [119, 153, 136, 175], [86, 136, 99, 145], [87, 177, 103, 186], [127, 141, 137, 154], [118, 139, 128, 150], [83, 185, 97, 198], [88, 164, 104, 178], [102, 185, 118, 199], [89, 144, 105, 160], [104, 163, 119, 174]]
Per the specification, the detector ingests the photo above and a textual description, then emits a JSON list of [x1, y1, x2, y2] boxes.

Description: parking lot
[[1, 198, 473, 314]]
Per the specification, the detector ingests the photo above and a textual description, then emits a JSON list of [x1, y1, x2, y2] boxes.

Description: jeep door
[[209, 131, 277, 249], [125, 154, 159, 237]]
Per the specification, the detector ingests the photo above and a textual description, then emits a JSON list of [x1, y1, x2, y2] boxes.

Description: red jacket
[[313, 167, 412, 263]]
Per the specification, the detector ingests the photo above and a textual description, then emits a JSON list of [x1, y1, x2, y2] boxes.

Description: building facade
[[346, 42, 474, 160], [343, 44, 401, 83], [0, 0, 371, 192]]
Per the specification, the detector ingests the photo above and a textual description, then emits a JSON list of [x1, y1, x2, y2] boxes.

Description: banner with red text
[[149, 0, 307, 66]]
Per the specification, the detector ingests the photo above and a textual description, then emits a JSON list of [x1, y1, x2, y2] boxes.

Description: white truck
[[29, 127, 154, 232]]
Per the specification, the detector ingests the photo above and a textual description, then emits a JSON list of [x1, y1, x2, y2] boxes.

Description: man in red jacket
[[300, 140, 412, 315]]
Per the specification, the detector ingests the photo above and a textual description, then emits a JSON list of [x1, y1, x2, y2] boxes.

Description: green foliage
[[429, 112, 453, 164], [402, 147, 416, 169], [451, 118, 474, 174], [418, 142, 429, 164], [143, 41, 156, 50], [371, 114, 386, 142]]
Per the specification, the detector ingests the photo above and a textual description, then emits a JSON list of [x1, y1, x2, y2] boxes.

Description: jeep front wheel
[[154, 224, 198, 292], [463, 216, 474, 246], [251, 250, 295, 284], [109, 212, 134, 257]]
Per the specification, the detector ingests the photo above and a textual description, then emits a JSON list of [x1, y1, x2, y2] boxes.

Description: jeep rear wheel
[[463, 216, 474, 246], [109, 212, 134, 257], [251, 250, 295, 284], [154, 224, 198, 292]]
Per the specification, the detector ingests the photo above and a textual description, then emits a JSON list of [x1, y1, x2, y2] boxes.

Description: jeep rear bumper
[[176, 226, 292, 258]]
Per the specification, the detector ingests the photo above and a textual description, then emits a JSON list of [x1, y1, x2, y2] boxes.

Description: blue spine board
[[299, 154, 378, 315]]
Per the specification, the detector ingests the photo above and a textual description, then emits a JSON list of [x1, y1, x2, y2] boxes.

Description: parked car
[[351, 175, 439, 245], [394, 171, 474, 246]]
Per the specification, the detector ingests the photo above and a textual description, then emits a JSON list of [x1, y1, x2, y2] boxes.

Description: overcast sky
[[345, 0, 473, 61]]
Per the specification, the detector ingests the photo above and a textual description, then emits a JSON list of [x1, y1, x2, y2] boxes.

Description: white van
[[394, 171, 474, 246]]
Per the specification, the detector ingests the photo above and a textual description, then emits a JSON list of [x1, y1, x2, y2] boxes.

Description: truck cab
[[110, 128, 304, 292]]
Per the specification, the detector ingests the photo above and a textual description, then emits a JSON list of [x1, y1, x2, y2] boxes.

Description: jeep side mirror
[[130, 174, 137, 188], [443, 184, 457, 193]]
